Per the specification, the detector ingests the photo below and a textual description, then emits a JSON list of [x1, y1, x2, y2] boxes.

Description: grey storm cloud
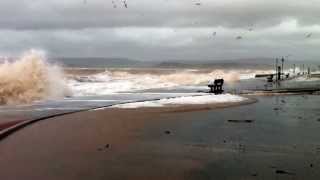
[[0, 0, 320, 29], [0, 0, 319, 61]]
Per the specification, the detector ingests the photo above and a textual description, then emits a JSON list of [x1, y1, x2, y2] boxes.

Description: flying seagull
[[123, 0, 128, 8], [236, 36, 243, 40], [306, 33, 312, 38], [112, 0, 117, 8]]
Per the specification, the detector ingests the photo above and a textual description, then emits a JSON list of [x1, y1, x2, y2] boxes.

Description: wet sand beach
[[0, 95, 320, 180]]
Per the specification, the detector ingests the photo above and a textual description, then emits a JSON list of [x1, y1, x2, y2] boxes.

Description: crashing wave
[[0, 50, 70, 105]]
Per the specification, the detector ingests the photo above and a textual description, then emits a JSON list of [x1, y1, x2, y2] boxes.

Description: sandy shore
[[0, 95, 320, 180], [0, 107, 209, 180]]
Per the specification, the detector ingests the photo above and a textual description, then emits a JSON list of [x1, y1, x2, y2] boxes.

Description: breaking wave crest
[[0, 50, 70, 105]]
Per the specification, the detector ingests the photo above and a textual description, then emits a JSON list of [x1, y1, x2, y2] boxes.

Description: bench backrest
[[214, 79, 224, 86]]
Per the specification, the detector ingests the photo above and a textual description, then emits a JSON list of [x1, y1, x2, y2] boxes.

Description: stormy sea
[[0, 50, 319, 123]]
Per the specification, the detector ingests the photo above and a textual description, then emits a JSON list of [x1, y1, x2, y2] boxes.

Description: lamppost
[[275, 58, 279, 81], [281, 57, 284, 80]]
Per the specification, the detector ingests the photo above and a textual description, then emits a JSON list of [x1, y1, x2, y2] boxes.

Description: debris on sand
[[97, 144, 111, 151], [275, 170, 295, 175], [228, 120, 254, 123], [273, 107, 281, 111], [238, 143, 246, 152], [189, 144, 209, 149]]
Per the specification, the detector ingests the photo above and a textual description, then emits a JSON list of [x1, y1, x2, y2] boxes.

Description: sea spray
[[0, 50, 70, 105]]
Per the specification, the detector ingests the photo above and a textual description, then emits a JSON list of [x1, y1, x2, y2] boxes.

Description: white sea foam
[[68, 69, 274, 96], [109, 94, 247, 109]]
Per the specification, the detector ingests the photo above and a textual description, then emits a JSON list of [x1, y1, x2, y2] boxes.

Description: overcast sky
[[0, 0, 319, 62]]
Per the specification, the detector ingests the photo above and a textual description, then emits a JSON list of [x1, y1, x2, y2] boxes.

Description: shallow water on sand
[[138, 95, 320, 179], [0, 93, 205, 122]]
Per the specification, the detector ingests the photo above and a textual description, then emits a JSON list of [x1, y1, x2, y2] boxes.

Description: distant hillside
[[155, 58, 275, 69], [50, 57, 312, 69], [53, 57, 145, 68]]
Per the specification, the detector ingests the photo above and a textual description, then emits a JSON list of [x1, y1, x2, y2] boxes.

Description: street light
[[281, 57, 284, 79]]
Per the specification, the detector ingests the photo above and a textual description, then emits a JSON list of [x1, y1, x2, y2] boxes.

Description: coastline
[[0, 95, 255, 139], [105, 96, 257, 113]]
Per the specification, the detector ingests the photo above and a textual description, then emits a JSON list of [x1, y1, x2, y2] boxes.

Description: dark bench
[[208, 79, 224, 94], [267, 75, 274, 82]]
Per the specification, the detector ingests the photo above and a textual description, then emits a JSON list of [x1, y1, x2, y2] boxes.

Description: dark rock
[[228, 120, 254, 123], [165, 130, 171, 134], [275, 170, 295, 175], [105, 144, 110, 149]]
